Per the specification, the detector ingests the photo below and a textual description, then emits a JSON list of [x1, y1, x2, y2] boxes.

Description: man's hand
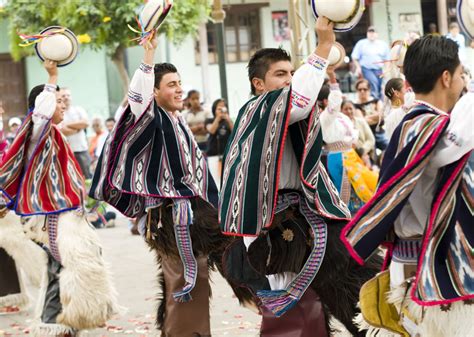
[[44, 59, 58, 77], [315, 17, 335, 60], [44, 59, 58, 85], [144, 32, 158, 51], [143, 34, 158, 65], [316, 17, 335, 47]]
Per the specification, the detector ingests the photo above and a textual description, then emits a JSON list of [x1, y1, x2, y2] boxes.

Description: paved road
[[0, 217, 350, 337]]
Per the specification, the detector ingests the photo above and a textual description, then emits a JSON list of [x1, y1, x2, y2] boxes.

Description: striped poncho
[[341, 103, 474, 306], [219, 87, 350, 236], [0, 113, 84, 215]]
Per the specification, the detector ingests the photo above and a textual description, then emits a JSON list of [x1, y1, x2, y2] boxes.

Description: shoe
[[105, 219, 116, 228]]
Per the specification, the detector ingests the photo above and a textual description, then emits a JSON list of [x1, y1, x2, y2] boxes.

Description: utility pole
[[288, 0, 312, 69], [211, 0, 228, 102]]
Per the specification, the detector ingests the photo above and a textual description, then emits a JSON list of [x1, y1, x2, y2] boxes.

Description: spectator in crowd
[[341, 100, 375, 159], [205, 98, 234, 187], [105, 117, 116, 132], [353, 79, 387, 155], [183, 90, 212, 151], [6, 117, 21, 144], [59, 87, 91, 178], [446, 22, 467, 64], [351, 26, 390, 100], [89, 117, 108, 163], [427, 22, 441, 36], [383, 78, 412, 140]]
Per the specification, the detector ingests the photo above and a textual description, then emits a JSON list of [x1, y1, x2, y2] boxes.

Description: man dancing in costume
[[220, 17, 380, 336], [342, 35, 473, 336], [90, 37, 226, 336], [0, 60, 119, 336]]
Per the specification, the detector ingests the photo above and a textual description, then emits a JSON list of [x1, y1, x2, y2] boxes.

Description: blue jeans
[[362, 67, 383, 100]]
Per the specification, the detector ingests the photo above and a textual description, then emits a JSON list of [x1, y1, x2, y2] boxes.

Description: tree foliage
[[3, 0, 210, 60]]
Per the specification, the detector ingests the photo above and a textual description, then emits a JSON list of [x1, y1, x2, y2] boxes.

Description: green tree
[[2, 0, 210, 94]]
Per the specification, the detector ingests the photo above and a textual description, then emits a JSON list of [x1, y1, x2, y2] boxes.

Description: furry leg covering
[[311, 221, 383, 337], [30, 323, 75, 337], [0, 212, 47, 288], [52, 211, 120, 330]]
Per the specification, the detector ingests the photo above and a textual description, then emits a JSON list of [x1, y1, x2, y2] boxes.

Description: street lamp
[[211, 0, 228, 102]]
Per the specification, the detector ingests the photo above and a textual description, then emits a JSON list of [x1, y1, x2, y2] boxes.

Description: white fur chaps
[[27, 211, 120, 332], [354, 282, 474, 337], [0, 211, 47, 308]]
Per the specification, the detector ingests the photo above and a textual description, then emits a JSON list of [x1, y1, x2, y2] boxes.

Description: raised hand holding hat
[[129, 0, 173, 46], [19, 26, 79, 67], [311, 0, 365, 32]]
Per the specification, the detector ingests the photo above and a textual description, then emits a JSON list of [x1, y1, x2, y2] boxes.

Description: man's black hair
[[154, 63, 178, 89], [316, 84, 331, 109], [404, 35, 460, 94], [105, 117, 115, 123], [248, 48, 291, 96], [28, 84, 60, 111]]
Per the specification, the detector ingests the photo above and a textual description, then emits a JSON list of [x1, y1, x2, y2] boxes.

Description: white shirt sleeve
[[430, 92, 474, 169], [128, 62, 155, 119], [289, 53, 328, 125], [28, 84, 57, 160]]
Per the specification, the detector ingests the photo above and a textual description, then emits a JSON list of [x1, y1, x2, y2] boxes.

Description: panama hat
[[328, 42, 346, 68], [457, 0, 474, 40], [34, 26, 79, 67], [311, 0, 365, 32], [140, 0, 173, 32]]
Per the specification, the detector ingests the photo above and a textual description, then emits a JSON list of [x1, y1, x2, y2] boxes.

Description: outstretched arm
[[128, 36, 158, 118], [289, 16, 335, 124], [29, 60, 58, 159]]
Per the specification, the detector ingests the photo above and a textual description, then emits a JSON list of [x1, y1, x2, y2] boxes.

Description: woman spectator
[[341, 100, 375, 159], [183, 90, 212, 151], [205, 98, 233, 187], [383, 78, 415, 140], [353, 79, 388, 154]]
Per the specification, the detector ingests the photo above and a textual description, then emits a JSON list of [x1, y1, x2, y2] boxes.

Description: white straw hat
[[34, 26, 79, 67], [140, 0, 174, 32], [457, 0, 474, 40], [311, 0, 365, 32], [328, 42, 346, 67]]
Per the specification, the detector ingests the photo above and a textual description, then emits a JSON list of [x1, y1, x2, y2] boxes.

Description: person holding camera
[[205, 98, 233, 187]]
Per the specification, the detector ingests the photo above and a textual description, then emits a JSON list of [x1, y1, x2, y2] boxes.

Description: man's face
[[367, 30, 377, 41], [92, 119, 103, 134], [254, 60, 294, 95], [189, 92, 201, 110], [154, 72, 184, 113], [60, 89, 71, 107], [52, 91, 67, 124], [446, 64, 465, 110], [105, 120, 115, 132], [450, 26, 460, 36]]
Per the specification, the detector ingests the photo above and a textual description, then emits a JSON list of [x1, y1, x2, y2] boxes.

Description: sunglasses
[[357, 87, 370, 92]]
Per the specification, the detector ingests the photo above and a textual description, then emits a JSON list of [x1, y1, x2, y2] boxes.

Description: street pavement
[[0, 217, 351, 337]]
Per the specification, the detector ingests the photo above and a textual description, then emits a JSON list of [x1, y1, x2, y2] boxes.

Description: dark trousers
[[0, 248, 21, 299], [73, 151, 91, 179], [362, 67, 383, 100]]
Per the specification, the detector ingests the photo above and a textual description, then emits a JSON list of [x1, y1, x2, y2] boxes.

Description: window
[[196, 3, 268, 64]]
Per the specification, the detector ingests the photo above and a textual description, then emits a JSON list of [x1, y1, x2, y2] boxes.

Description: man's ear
[[153, 87, 159, 97], [440, 70, 452, 89], [251, 77, 265, 95]]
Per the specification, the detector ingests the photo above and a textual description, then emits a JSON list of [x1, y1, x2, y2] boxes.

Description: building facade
[[0, 0, 472, 121]]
